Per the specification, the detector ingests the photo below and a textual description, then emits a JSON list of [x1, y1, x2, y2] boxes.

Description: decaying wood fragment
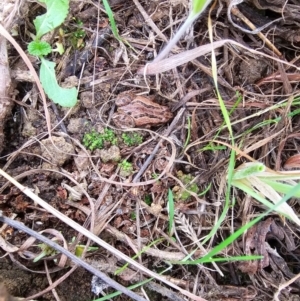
[[0, 1, 16, 154]]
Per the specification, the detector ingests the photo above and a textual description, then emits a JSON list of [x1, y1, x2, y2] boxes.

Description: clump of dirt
[[0, 256, 93, 301]]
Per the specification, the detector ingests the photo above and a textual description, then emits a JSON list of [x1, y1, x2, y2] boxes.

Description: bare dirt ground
[[1, 0, 300, 300]]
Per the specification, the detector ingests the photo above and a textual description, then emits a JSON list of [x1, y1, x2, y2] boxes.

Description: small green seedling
[[83, 129, 117, 150], [27, 0, 77, 107], [70, 237, 99, 257], [130, 212, 136, 220], [173, 171, 199, 201], [122, 132, 143, 146], [33, 242, 57, 262], [152, 173, 159, 179], [144, 194, 152, 206], [69, 18, 86, 49], [118, 160, 133, 177]]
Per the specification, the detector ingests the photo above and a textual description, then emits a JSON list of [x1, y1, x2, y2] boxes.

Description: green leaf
[[167, 189, 174, 235], [34, 0, 69, 39], [28, 40, 52, 56], [40, 58, 77, 107], [192, 0, 213, 16], [175, 183, 300, 265], [233, 162, 266, 180], [102, 0, 121, 41]]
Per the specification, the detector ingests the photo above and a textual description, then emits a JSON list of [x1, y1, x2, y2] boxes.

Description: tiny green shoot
[[34, 242, 57, 262], [115, 238, 164, 275], [118, 160, 133, 176], [122, 132, 143, 146], [130, 212, 136, 220], [74, 244, 98, 258], [144, 194, 152, 206], [183, 116, 191, 150], [70, 18, 86, 49], [70, 237, 98, 257], [174, 171, 200, 201], [198, 183, 211, 196], [82, 129, 117, 151]]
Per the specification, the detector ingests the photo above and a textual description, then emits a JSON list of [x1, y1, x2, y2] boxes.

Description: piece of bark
[[0, 35, 13, 154]]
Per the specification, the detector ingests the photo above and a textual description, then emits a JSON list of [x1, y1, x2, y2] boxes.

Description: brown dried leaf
[[283, 154, 300, 169], [0, 236, 18, 253], [238, 218, 272, 274]]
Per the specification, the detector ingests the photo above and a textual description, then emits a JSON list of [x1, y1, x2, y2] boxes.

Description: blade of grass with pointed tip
[[168, 189, 175, 235], [102, 0, 121, 41], [175, 183, 300, 264], [260, 179, 300, 197], [201, 149, 236, 245]]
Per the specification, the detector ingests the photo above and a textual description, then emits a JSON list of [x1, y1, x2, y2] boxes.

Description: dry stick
[[132, 107, 185, 183], [228, 2, 282, 57], [273, 272, 300, 301], [138, 39, 299, 75], [0, 214, 147, 301], [0, 24, 51, 140], [0, 168, 207, 301], [132, 0, 168, 43], [131, 109, 185, 266], [227, 0, 282, 36], [44, 262, 60, 301]]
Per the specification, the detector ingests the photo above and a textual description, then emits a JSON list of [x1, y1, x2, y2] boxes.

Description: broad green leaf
[[34, 0, 69, 39], [40, 58, 77, 107], [28, 40, 51, 56]]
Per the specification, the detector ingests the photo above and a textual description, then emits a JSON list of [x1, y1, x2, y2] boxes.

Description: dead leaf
[[283, 154, 300, 169], [0, 236, 18, 253]]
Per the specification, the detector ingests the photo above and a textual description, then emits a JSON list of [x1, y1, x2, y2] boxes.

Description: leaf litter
[[0, 0, 300, 300]]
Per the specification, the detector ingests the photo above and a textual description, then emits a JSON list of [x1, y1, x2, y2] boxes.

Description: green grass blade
[[202, 255, 263, 263], [102, 0, 121, 41], [167, 189, 175, 235], [177, 183, 300, 264], [115, 238, 163, 275], [232, 179, 276, 209], [95, 277, 153, 301], [201, 150, 236, 244], [192, 0, 213, 16], [260, 179, 300, 197], [183, 116, 191, 150], [154, 0, 212, 62], [233, 163, 266, 180]]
